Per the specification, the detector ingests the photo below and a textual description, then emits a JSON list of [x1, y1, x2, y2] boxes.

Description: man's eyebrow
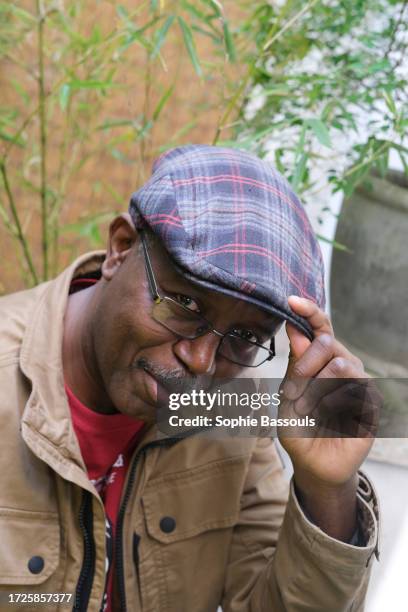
[[253, 317, 281, 335], [158, 269, 280, 333], [226, 313, 279, 337], [159, 275, 203, 296]]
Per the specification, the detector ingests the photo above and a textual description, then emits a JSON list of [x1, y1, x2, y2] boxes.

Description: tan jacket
[[0, 253, 380, 612]]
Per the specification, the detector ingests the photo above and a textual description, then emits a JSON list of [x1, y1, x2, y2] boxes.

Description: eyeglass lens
[[152, 298, 271, 367]]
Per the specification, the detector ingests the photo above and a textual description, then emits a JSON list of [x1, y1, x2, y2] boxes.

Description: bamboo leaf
[[62, 212, 115, 234], [10, 79, 30, 105], [136, 17, 161, 35], [68, 79, 120, 90], [9, 5, 35, 23], [151, 15, 175, 58], [383, 90, 397, 116], [0, 203, 17, 237], [96, 119, 137, 131], [201, 0, 222, 17], [135, 120, 153, 142], [62, 218, 105, 246], [191, 24, 220, 43], [59, 84, 71, 111], [317, 234, 351, 253], [0, 130, 25, 147], [397, 151, 408, 176], [291, 152, 307, 192], [89, 223, 102, 245], [116, 5, 129, 19], [294, 124, 306, 160], [222, 21, 236, 62], [110, 148, 134, 164], [120, 30, 151, 52], [305, 118, 332, 148], [153, 85, 175, 120], [119, 17, 160, 52], [178, 17, 203, 77], [388, 142, 408, 155], [181, 1, 208, 21]]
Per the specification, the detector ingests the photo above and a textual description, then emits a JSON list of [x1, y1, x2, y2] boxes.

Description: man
[[0, 145, 379, 612]]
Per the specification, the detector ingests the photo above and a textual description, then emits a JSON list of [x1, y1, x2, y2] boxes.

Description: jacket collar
[[19, 251, 107, 489], [18, 252, 193, 487]]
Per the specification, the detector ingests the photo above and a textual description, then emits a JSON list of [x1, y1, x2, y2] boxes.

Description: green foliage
[[1, 0, 407, 290], [217, 0, 408, 207], [0, 0, 236, 288]]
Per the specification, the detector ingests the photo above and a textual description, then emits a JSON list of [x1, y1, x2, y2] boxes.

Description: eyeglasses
[[139, 231, 276, 368]]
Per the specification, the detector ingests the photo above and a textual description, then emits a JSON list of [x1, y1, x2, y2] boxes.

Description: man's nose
[[173, 333, 221, 376]]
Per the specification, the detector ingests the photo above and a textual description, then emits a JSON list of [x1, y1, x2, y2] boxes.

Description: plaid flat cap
[[129, 145, 325, 340]]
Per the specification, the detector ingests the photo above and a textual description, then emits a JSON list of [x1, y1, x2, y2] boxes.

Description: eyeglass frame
[[138, 229, 276, 368]]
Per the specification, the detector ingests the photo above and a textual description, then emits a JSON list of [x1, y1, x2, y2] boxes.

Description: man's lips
[[137, 363, 173, 400], [134, 357, 214, 395], [139, 363, 164, 388]]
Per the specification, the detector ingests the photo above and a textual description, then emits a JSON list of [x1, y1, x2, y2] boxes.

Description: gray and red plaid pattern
[[129, 145, 325, 340]]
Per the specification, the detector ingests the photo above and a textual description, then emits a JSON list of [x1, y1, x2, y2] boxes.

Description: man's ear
[[101, 213, 137, 281]]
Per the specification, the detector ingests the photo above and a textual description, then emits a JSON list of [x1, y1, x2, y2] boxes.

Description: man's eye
[[232, 328, 259, 343], [174, 294, 201, 312]]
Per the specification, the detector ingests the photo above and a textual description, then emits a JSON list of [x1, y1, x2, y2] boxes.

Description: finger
[[288, 295, 333, 336], [317, 356, 369, 380], [294, 376, 348, 416], [295, 361, 369, 416], [283, 323, 311, 400], [300, 395, 368, 437], [286, 322, 311, 362], [283, 333, 335, 400], [283, 335, 366, 401], [302, 382, 379, 438]]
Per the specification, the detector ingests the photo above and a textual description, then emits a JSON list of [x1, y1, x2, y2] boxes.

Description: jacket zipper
[[73, 490, 96, 611], [115, 436, 181, 612]]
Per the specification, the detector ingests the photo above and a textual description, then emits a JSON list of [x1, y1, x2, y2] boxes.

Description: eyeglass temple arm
[[268, 336, 276, 360], [139, 230, 161, 302]]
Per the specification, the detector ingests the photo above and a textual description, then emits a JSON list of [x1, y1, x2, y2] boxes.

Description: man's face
[[93, 222, 282, 421]]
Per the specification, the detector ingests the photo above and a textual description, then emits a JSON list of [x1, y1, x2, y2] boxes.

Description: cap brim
[[174, 264, 314, 342]]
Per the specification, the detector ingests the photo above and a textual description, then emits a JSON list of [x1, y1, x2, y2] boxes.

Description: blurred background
[[1, 1, 407, 609]]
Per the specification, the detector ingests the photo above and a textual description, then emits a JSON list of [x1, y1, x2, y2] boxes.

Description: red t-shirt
[[65, 274, 144, 612], [66, 385, 145, 611], [66, 276, 145, 611], [66, 384, 144, 525]]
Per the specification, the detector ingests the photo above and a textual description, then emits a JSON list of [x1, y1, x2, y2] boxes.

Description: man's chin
[[107, 376, 159, 422], [115, 394, 157, 422]]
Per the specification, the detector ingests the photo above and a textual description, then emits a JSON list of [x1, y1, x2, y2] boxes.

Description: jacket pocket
[[139, 455, 249, 612], [142, 454, 247, 544], [0, 508, 60, 585]]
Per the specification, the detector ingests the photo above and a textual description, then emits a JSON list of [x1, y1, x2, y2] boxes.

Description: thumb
[[283, 323, 312, 401], [285, 323, 312, 378], [286, 322, 311, 362]]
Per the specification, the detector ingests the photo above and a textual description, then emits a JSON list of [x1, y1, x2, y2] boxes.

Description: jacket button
[[28, 556, 44, 574], [159, 516, 176, 533]]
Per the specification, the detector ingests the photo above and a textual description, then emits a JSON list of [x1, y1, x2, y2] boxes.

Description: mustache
[[135, 357, 187, 383], [135, 357, 212, 394]]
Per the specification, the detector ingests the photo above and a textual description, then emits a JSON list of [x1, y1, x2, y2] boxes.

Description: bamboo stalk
[[36, 0, 48, 281], [344, 142, 391, 179], [263, 0, 320, 52], [0, 162, 39, 285]]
